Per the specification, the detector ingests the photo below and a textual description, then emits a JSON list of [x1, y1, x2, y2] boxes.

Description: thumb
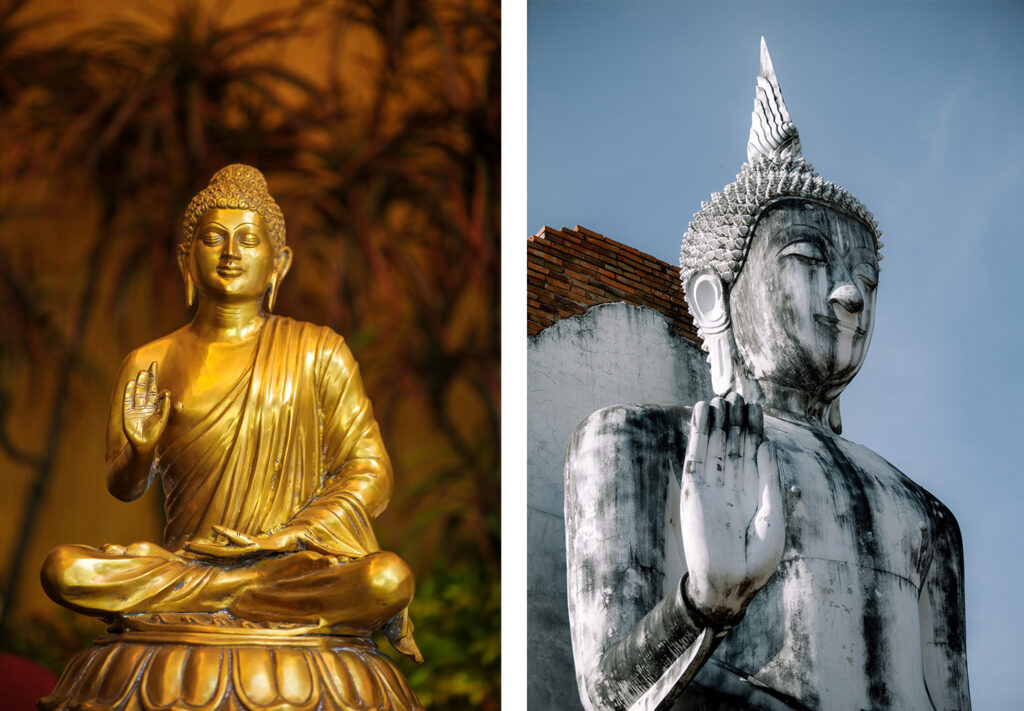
[[753, 441, 783, 543], [157, 391, 172, 425]]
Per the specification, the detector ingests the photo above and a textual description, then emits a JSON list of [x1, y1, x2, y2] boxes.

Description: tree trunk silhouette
[[0, 203, 113, 632]]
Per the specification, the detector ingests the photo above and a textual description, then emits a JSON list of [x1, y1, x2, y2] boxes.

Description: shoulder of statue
[[271, 318, 359, 390], [832, 435, 907, 478], [925, 493, 964, 547], [836, 435, 963, 538], [262, 315, 346, 348], [118, 329, 181, 374], [569, 403, 692, 462], [576, 403, 692, 433]]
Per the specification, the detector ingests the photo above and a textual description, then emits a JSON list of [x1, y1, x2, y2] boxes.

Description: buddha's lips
[[217, 265, 243, 278], [814, 314, 866, 337]]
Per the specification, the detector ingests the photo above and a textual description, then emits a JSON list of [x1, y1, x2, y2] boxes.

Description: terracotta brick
[[526, 225, 702, 347], [541, 239, 575, 259]]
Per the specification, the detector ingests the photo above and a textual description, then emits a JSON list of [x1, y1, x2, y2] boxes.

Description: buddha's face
[[189, 209, 277, 303], [729, 200, 878, 399]]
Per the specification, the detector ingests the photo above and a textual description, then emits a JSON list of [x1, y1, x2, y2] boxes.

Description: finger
[[683, 401, 710, 483], [754, 442, 784, 543], [212, 525, 256, 546], [212, 526, 255, 546], [124, 381, 136, 412], [147, 362, 158, 405], [186, 537, 255, 553], [134, 370, 149, 408], [740, 407, 759, 495], [183, 540, 212, 553], [723, 392, 745, 488], [706, 397, 727, 485], [748, 401, 764, 440], [157, 391, 171, 427], [258, 533, 289, 552], [185, 541, 257, 558]]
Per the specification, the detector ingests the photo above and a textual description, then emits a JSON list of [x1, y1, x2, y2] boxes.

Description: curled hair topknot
[[181, 164, 285, 251], [679, 154, 882, 294], [680, 40, 882, 296]]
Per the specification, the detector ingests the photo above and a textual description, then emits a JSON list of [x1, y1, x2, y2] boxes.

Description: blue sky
[[528, 2, 1024, 707]]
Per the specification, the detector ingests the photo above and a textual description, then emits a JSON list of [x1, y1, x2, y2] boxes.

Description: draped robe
[[42, 316, 410, 635], [161, 315, 387, 556]]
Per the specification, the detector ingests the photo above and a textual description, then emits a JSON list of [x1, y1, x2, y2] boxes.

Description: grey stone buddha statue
[[564, 39, 970, 711]]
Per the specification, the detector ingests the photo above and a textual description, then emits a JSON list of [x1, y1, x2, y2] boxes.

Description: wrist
[[123, 429, 162, 456], [128, 440, 156, 455], [682, 573, 746, 630], [266, 525, 304, 550]]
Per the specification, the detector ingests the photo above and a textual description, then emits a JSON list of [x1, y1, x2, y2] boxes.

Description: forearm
[[315, 331, 394, 517], [287, 464, 389, 557], [919, 525, 971, 710], [331, 456, 392, 514], [589, 575, 734, 710], [105, 441, 156, 501]]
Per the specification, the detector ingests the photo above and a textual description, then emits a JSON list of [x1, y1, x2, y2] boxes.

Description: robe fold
[[42, 316, 411, 634], [159, 315, 389, 557]]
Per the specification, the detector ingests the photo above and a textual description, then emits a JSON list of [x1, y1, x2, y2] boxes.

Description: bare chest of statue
[[707, 416, 939, 710], [155, 328, 262, 444]]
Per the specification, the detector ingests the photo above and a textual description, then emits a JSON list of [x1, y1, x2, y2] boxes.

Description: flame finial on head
[[680, 38, 882, 294], [747, 38, 802, 162]]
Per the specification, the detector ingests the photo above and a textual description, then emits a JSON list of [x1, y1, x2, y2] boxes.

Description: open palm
[[122, 362, 170, 451], [681, 393, 785, 624]]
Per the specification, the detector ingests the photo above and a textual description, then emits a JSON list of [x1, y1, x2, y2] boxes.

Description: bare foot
[[384, 608, 423, 663]]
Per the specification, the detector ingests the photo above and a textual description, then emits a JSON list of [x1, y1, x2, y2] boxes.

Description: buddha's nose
[[829, 283, 863, 315], [222, 235, 241, 259]]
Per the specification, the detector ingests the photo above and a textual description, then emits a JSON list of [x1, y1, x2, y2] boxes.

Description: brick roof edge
[[527, 225, 702, 347]]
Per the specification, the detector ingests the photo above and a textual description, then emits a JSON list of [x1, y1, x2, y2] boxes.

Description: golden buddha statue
[[39, 164, 423, 711]]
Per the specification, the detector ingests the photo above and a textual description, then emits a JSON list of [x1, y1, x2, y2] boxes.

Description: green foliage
[[386, 559, 501, 710], [0, 607, 102, 674]]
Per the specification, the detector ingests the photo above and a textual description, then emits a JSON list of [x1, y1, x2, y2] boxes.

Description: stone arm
[[919, 504, 971, 710], [591, 580, 729, 711], [287, 330, 393, 558], [565, 404, 721, 711]]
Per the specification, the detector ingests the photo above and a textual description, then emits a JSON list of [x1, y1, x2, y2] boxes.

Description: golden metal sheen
[[40, 165, 423, 711]]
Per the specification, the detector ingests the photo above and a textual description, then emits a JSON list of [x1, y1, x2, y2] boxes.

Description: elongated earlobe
[[185, 273, 196, 309], [686, 273, 734, 396], [177, 245, 196, 309], [266, 275, 279, 312], [266, 246, 293, 313]]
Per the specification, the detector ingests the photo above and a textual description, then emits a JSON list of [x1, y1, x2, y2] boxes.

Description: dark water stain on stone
[[816, 433, 891, 710]]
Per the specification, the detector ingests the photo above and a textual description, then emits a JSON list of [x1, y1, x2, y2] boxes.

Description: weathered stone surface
[[565, 405, 968, 710], [527, 303, 711, 711], [561, 39, 970, 711]]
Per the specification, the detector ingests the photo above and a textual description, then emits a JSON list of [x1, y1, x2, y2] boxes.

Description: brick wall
[[527, 225, 701, 346]]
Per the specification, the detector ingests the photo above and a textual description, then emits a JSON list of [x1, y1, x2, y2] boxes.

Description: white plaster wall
[[527, 302, 711, 710]]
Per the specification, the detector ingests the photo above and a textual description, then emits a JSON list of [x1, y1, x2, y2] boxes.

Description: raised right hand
[[680, 393, 784, 625], [122, 361, 170, 451]]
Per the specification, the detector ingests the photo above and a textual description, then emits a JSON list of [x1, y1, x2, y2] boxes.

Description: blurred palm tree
[[285, 3, 500, 704], [0, 0, 320, 629], [298, 0, 499, 561]]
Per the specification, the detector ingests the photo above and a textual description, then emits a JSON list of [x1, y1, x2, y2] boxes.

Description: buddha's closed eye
[[779, 241, 827, 265]]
